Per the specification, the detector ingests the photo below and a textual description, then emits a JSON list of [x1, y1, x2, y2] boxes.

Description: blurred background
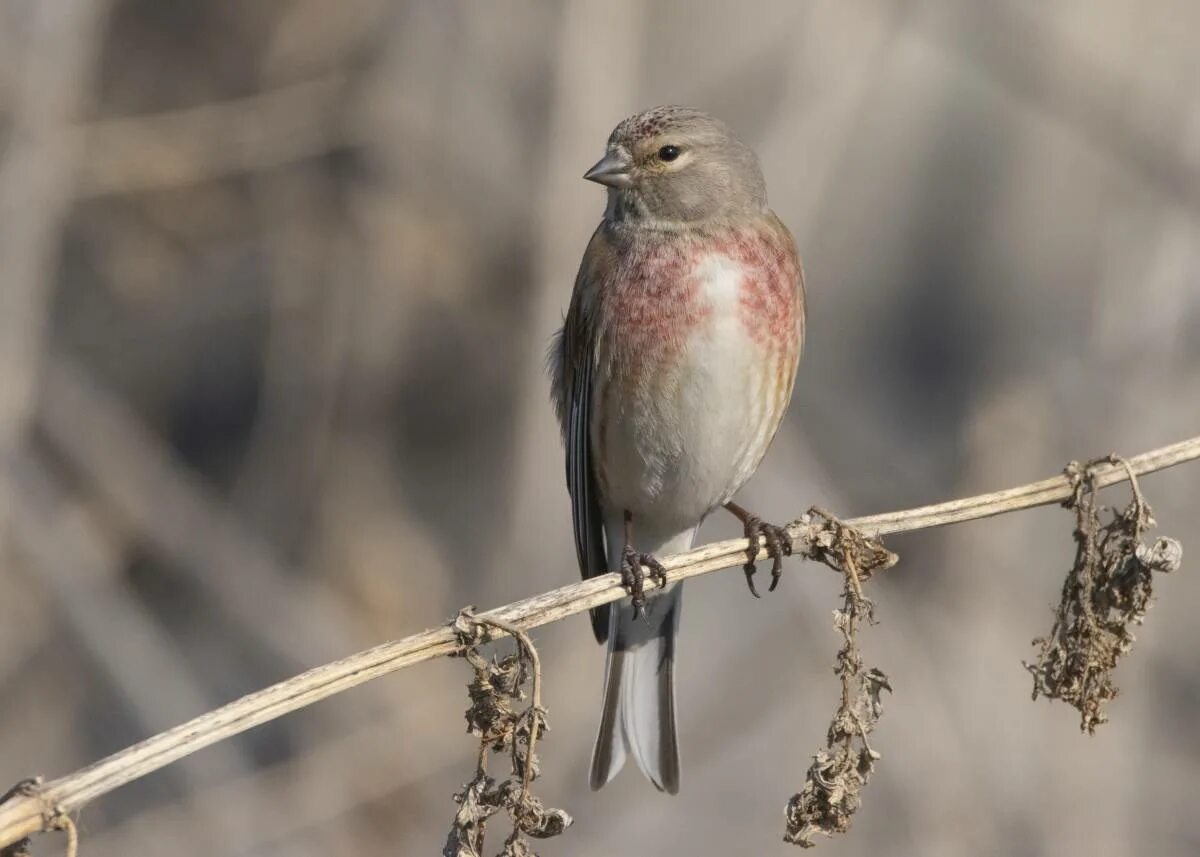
[[2, 1, 1199, 855]]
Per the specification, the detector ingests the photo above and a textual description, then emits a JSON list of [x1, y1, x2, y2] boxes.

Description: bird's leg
[[619, 510, 668, 619], [724, 501, 793, 597]]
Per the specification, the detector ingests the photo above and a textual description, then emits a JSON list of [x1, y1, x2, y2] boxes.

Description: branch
[[2, 435, 1198, 848]]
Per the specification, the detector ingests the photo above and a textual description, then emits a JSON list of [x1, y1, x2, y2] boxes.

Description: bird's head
[[584, 106, 766, 227]]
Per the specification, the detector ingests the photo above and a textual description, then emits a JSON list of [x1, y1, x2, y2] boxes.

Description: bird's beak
[[583, 151, 633, 188]]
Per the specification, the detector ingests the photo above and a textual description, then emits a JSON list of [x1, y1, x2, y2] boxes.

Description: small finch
[[550, 106, 805, 794]]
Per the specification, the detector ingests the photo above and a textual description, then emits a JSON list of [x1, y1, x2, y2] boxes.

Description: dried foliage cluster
[[1026, 457, 1184, 733], [445, 611, 571, 857], [784, 511, 896, 847]]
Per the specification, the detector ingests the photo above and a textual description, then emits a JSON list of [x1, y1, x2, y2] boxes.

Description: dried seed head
[[1025, 457, 1182, 733]]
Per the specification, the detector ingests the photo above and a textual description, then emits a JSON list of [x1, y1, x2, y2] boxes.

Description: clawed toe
[[621, 546, 667, 619], [738, 515, 793, 597]]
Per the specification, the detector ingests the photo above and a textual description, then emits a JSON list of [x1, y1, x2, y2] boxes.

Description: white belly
[[597, 253, 778, 529]]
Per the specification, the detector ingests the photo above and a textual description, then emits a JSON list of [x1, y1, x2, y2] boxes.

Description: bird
[[549, 106, 805, 795]]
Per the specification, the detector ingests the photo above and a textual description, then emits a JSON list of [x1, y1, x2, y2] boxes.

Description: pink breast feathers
[[603, 225, 800, 380], [606, 239, 711, 374], [726, 227, 801, 351]]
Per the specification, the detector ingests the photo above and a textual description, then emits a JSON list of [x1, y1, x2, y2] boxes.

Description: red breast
[[600, 219, 802, 381]]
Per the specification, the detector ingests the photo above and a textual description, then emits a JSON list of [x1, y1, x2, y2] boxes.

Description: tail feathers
[[589, 640, 627, 790], [589, 584, 682, 793]]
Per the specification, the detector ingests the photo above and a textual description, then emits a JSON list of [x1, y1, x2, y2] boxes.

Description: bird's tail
[[589, 524, 695, 794]]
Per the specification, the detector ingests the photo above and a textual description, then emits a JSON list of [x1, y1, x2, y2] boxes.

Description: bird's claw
[[620, 546, 668, 619], [740, 516, 792, 597]]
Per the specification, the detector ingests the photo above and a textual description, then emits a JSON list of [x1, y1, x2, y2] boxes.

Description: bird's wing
[[550, 224, 612, 643]]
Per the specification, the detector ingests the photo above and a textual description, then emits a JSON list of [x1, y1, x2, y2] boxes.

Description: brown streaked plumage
[[549, 106, 805, 794]]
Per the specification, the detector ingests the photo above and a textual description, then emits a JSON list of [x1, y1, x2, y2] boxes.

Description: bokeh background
[[2, 1, 1199, 855]]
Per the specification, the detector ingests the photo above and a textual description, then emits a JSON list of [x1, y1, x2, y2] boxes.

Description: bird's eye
[[657, 145, 681, 162]]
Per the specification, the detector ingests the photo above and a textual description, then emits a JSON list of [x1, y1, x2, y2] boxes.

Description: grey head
[[584, 105, 766, 226]]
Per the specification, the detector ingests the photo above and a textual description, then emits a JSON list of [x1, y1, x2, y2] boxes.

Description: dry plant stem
[[1, 435, 1199, 847], [460, 613, 544, 818], [0, 780, 76, 857], [784, 516, 891, 847], [1025, 455, 1180, 733], [850, 438, 1199, 536], [448, 608, 569, 855]]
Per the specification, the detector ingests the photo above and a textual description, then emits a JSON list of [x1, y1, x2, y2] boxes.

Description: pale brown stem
[[1, 435, 1198, 847]]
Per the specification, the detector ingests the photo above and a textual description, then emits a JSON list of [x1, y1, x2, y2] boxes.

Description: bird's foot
[[620, 545, 668, 619], [734, 512, 793, 597]]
